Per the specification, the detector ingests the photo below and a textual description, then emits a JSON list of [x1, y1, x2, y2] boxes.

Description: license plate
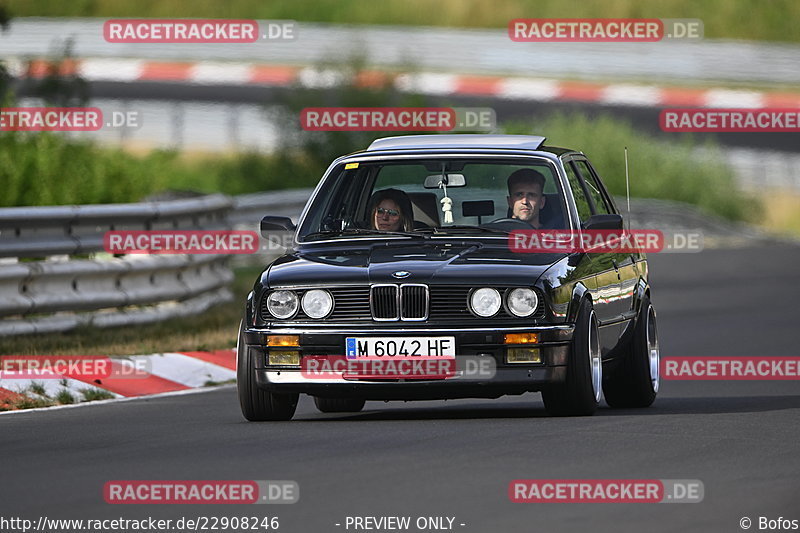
[[345, 337, 456, 360]]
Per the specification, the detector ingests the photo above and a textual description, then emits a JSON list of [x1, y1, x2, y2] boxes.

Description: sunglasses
[[376, 207, 400, 217]]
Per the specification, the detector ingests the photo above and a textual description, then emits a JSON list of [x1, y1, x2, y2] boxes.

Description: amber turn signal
[[268, 335, 300, 347], [504, 333, 539, 344]]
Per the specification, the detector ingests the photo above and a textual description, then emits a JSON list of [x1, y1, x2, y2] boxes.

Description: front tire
[[236, 322, 298, 421], [313, 397, 366, 413], [542, 299, 602, 416], [603, 296, 660, 408]]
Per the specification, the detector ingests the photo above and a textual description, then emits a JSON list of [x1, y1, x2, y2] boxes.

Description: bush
[[0, 133, 185, 206]]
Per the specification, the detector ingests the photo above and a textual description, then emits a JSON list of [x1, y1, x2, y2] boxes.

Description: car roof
[[367, 134, 546, 151], [360, 134, 576, 157]]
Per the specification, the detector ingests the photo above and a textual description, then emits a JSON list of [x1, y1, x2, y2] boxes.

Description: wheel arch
[[567, 282, 593, 323], [634, 278, 651, 316]]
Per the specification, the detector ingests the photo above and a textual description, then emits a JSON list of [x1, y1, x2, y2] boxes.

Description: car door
[[573, 157, 638, 347], [562, 156, 627, 354]]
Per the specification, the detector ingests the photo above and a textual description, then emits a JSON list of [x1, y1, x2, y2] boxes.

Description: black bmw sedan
[[237, 134, 660, 420]]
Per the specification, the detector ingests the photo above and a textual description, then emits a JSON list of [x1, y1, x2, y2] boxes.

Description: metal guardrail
[[0, 194, 231, 258], [230, 189, 312, 228], [0, 190, 312, 337]]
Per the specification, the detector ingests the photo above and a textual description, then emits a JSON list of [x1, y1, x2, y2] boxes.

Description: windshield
[[298, 157, 569, 241]]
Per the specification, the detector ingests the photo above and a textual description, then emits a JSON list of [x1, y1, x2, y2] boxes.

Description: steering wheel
[[487, 217, 535, 228]]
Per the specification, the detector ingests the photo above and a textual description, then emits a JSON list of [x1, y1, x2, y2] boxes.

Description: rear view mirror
[[424, 173, 466, 189]]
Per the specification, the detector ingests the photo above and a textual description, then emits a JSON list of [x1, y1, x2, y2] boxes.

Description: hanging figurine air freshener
[[440, 180, 454, 223]]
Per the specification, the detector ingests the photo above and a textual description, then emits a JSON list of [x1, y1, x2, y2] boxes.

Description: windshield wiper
[[304, 228, 427, 240], [432, 225, 511, 235]]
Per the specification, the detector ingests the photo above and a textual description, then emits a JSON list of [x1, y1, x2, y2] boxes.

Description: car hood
[[264, 240, 567, 287]]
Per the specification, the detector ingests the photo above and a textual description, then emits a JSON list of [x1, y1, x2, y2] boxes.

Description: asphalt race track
[[2, 244, 799, 533]]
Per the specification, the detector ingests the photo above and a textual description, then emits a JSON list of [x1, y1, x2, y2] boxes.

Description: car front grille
[[368, 284, 428, 321], [329, 287, 370, 320], [371, 285, 399, 320], [401, 285, 428, 320], [260, 285, 544, 322]]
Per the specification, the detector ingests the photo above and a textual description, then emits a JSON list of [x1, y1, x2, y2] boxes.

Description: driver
[[507, 169, 546, 229]]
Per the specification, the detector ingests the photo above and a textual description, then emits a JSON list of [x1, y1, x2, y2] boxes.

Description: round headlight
[[266, 290, 299, 319], [470, 288, 502, 317], [302, 289, 333, 319], [507, 288, 539, 317]]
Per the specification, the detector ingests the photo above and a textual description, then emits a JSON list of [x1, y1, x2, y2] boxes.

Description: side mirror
[[261, 216, 295, 237], [582, 214, 623, 230]]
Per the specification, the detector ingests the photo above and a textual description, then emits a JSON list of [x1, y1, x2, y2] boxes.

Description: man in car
[[507, 168, 547, 229]]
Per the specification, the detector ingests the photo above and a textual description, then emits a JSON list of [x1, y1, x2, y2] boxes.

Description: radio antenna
[[624, 146, 631, 231]]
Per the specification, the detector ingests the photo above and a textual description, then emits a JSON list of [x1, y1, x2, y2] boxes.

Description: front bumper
[[244, 324, 574, 400]]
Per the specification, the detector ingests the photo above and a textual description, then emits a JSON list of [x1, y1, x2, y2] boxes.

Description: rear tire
[[603, 295, 659, 408], [236, 322, 298, 421], [542, 299, 602, 416], [313, 397, 366, 413]]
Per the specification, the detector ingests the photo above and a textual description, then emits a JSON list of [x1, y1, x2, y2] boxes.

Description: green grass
[[79, 388, 115, 401], [0, 133, 178, 206], [4, 0, 798, 43], [503, 112, 758, 223], [28, 381, 48, 397], [55, 389, 76, 404], [11, 396, 54, 409]]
